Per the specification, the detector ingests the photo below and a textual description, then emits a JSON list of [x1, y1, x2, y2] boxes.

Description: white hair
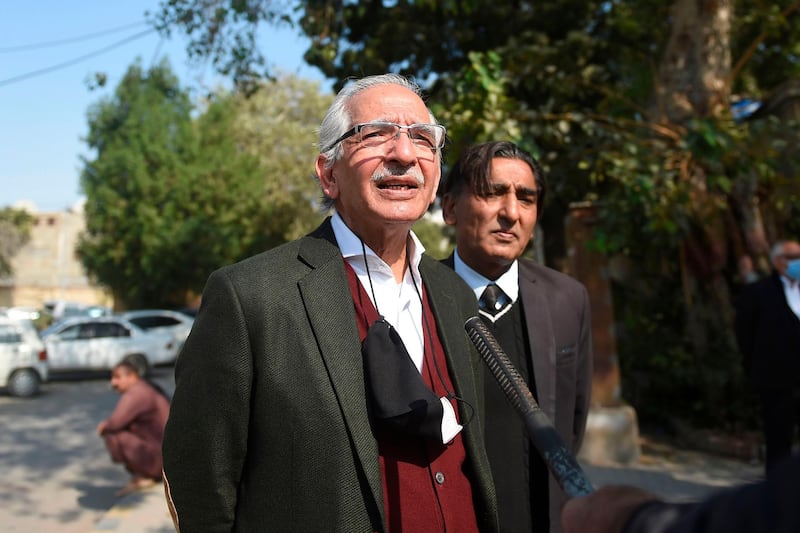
[[770, 241, 788, 263]]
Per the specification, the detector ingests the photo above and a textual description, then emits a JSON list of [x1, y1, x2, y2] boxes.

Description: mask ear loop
[[361, 239, 384, 319], [408, 259, 475, 427], [361, 237, 474, 427]]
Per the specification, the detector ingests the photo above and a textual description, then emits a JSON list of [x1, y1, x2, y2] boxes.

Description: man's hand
[[96, 420, 107, 435], [561, 485, 660, 533]]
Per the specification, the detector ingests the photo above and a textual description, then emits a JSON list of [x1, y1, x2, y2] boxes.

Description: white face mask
[[786, 258, 800, 281]]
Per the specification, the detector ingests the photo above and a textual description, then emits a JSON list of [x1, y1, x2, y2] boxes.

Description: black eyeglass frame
[[322, 121, 447, 153]]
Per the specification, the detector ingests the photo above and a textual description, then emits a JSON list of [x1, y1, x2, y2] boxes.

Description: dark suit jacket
[[445, 255, 593, 533], [162, 219, 499, 532], [735, 272, 800, 390]]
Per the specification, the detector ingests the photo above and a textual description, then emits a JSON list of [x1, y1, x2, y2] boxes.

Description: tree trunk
[[655, 0, 733, 123], [655, 0, 742, 398]]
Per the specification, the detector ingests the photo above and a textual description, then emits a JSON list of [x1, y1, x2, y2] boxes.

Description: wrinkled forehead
[[782, 242, 800, 257]]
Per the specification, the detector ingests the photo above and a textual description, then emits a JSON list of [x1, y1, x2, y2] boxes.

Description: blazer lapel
[[296, 220, 385, 523], [422, 257, 498, 528], [420, 257, 472, 398], [518, 262, 557, 422]]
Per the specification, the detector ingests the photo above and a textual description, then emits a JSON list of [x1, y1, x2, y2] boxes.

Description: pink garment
[[101, 380, 170, 480]]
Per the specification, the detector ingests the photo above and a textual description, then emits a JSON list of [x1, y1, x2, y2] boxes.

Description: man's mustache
[[371, 166, 425, 186]]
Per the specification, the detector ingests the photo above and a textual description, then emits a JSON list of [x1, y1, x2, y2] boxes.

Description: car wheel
[[7, 368, 41, 398], [124, 354, 150, 377]]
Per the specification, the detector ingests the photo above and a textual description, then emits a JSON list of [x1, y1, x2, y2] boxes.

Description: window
[[59, 325, 82, 341], [129, 316, 180, 329], [0, 325, 22, 344]]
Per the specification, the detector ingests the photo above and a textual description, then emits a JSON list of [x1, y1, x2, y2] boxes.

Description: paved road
[[3, 364, 767, 532], [583, 437, 764, 502], [0, 366, 174, 532], [89, 431, 767, 533]]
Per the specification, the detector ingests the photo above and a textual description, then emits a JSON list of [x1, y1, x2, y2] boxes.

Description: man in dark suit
[[440, 141, 592, 533], [735, 239, 800, 474], [162, 74, 498, 532]]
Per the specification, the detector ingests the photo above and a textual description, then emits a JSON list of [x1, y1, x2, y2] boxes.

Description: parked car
[[0, 317, 48, 397], [2, 306, 42, 321], [43, 300, 111, 322], [118, 309, 194, 355], [40, 316, 178, 377]]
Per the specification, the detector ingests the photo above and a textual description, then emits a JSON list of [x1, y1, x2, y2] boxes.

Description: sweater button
[[434, 471, 445, 484]]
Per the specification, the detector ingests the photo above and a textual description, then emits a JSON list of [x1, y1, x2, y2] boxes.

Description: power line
[[0, 21, 149, 53], [0, 28, 158, 88]]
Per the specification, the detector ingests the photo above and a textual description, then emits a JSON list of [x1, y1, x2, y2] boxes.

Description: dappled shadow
[[0, 383, 118, 479], [74, 479, 125, 511], [0, 367, 173, 529], [581, 436, 764, 503]]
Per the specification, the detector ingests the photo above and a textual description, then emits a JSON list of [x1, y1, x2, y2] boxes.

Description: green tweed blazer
[[162, 218, 499, 532]]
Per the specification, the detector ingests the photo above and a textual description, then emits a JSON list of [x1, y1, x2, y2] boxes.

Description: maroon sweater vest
[[344, 262, 480, 533]]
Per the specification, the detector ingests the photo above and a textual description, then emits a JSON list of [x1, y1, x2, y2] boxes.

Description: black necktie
[[479, 284, 505, 316]]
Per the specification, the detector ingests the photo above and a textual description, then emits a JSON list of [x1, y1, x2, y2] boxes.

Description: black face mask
[[361, 318, 444, 441]]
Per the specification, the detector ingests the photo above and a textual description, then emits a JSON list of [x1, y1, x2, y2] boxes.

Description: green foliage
[[78, 62, 329, 309], [151, 0, 295, 91], [225, 73, 332, 240], [412, 216, 454, 261], [0, 207, 35, 277], [614, 271, 760, 432], [434, 51, 523, 163], [153, 0, 800, 430]]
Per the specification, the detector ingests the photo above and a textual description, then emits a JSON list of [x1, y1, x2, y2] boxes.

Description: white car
[[118, 309, 194, 356], [0, 317, 48, 397], [40, 316, 177, 377]]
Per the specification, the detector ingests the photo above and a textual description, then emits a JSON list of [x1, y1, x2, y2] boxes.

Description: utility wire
[[0, 28, 158, 88], [0, 21, 149, 53]]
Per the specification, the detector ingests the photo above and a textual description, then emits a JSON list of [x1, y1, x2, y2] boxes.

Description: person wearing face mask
[[735, 239, 800, 474]]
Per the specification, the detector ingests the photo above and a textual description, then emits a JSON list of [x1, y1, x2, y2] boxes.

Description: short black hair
[[113, 360, 140, 376]]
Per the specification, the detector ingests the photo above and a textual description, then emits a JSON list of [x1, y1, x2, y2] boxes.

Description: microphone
[[465, 316, 593, 498]]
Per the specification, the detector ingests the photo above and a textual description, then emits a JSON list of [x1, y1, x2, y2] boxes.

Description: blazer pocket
[[556, 344, 577, 366]]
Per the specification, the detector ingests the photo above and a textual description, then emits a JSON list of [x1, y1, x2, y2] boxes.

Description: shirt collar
[[330, 212, 425, 271], [453, 248, 519, 303]]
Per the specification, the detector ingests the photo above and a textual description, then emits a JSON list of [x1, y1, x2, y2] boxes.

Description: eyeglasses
[[323, 121, 446, 152]]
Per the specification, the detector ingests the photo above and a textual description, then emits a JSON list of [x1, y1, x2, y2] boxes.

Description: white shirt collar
[[331, 212, 424, 273], [453, 248, 519, 304]]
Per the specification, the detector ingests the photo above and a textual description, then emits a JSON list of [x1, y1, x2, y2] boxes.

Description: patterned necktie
[[479, 284, 505, 316]]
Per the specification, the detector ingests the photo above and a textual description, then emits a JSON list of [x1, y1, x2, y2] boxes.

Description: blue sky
[[1, 1, 325, 212]]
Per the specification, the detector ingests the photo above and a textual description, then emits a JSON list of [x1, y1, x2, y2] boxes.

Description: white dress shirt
[[780, 275, 800, 319], [331, 213, 461, 442], [331, 213, 425, 370]]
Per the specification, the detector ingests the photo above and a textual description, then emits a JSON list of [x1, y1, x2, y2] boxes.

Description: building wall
[[0, 206, 111, 309]]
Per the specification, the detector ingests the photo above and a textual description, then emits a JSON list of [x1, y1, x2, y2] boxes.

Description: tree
[[78, 60, 262, 309], [225, 72, 332, 240], [78, 63, 332, 309], [0, 207, 35, 278], [154, 0, 800, 429], [151, 0, 295, 91]]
